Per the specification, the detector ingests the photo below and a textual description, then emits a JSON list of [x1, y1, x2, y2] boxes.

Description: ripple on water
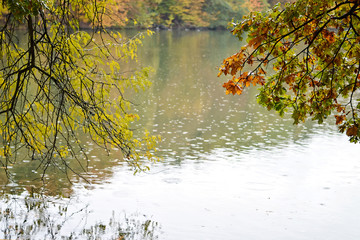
[[162, 178, 182, 184]]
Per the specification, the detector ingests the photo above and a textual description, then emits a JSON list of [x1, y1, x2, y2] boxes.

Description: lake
[[1, 30, 360, 240]]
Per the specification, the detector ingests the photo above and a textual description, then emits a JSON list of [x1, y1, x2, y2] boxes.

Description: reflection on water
[[0, 193, 160, 239], [0, 146, 124, 196], [1, 30, 360, 239]]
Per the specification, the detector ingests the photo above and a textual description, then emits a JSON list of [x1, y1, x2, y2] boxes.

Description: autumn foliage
[[219, 0, 360, 142]]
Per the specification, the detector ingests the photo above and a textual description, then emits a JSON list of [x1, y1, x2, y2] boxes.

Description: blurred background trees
[[83, 0, 288, 29]]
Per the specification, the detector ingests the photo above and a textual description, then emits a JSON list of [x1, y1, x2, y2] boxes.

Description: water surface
[[1, 30, 360, 240]]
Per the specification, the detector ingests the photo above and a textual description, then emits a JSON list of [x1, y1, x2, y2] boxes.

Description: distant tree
[[0, 0, 160, 179], [267, 0, 295, 7], [204, 0, 245, 28], [152, 0, 207, 27], [218, 0, 360, 142], [242, 0, 269, 12], [170, 0, 208, 27], [102, 0, 156, 28]]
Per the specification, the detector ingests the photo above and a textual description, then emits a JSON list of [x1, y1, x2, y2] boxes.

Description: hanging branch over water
[[219, 0, 360, 143], [0, 0, 160, 180]]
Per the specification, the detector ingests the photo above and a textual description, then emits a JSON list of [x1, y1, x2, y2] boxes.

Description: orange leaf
[[248, 36, 262, 49], [335, 115, 345, 125], [346, 125, 358, 136], [258, 68, 266, 75]]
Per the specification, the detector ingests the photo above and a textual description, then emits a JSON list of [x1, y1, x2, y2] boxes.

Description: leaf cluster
[[218, 0, 360, 142]]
